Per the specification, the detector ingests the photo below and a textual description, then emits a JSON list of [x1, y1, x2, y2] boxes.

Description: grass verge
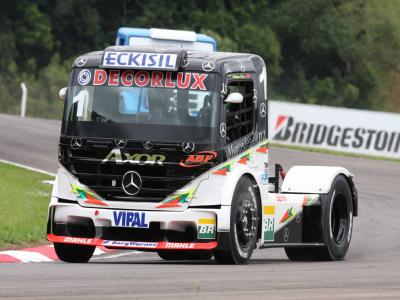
[[0, 162, 53, 249], [270, 142, 400, 163]]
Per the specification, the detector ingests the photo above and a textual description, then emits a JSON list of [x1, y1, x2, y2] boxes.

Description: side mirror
[[59, 87, 67, 101], [224, 92, 243, 104]]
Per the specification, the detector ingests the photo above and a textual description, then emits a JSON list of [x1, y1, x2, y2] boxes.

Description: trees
[[269, 0, 400, 110], [0, 0, 399, 118]]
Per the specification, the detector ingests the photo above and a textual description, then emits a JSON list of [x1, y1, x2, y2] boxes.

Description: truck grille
[[59, 137, 208, 202]]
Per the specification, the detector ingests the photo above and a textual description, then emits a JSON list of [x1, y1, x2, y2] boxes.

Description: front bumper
[[47, 202, 220, 250], [47, 234, 217, 250]]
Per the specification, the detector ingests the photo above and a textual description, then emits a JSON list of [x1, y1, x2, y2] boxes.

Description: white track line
[[1, 250, 53, 263], [42, 180, 55, 185], [0, 246, 116, 263], [0, 159, 56, 177]]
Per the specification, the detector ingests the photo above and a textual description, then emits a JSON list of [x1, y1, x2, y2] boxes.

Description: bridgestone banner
[[269, 101, 400, 159]]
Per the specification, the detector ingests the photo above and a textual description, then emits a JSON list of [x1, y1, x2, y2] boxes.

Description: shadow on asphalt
[[88, 258, 291, 265]]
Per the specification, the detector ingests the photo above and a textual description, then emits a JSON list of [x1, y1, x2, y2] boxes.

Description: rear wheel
[[157, 251, 212, 261], [54, 243, 95, 263], [285, 175, 353, 261], [213, 176, 259, 264]]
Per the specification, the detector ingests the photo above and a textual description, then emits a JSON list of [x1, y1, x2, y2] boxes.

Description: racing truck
[[47, 45, 358, 264]]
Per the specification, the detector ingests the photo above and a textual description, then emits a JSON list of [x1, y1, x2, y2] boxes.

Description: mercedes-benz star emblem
[[202, 61, 215, 72], [220, 123, 226, 137], [143, 140, 154, 150], [75, 56, 87, 67], [115, 139, 127, 148], [260, 103, 266, 118], [121, 171, 142, 196], [224, 63, 232, 73], [283, 227, 290, 242], [182, 142, 195, 153], [71, 138, 82, 150]]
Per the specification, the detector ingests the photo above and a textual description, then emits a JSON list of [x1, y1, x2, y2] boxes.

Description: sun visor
[[101, 48, 186, 71]]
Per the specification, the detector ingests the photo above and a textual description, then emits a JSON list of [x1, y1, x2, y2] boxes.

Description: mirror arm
[[59, 87, 68, 101]]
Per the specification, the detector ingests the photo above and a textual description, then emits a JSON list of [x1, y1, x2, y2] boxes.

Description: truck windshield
[[62, 68, 220, 142]]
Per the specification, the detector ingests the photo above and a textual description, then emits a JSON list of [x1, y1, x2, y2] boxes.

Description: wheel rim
[[235, 199, 257, 249], [331, 193, 349, 245]]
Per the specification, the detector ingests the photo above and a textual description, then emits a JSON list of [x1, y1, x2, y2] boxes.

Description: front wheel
[[213, 176, 259, 264], [285, 175, 354, 261], [54, 243, 95, 263]]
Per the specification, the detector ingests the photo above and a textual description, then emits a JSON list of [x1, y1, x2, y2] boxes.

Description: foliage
[[0, 0, 400, 119], [0, 162, 53, 248]]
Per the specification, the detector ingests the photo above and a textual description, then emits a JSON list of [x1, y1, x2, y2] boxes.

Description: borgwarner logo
[[273, 115, 400, 153]]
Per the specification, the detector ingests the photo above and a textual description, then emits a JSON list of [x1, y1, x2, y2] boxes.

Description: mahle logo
[[102, 148, 165, 166]]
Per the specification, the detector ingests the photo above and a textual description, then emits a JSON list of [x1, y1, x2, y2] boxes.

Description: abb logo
[[179, 151, 217, 168]]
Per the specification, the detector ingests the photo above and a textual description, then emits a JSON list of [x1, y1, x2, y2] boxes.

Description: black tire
[[285, 175, 353, 261], [213, 176, 259, 264], [284, 247, 327, 261], [157, 251, 212, 261], [54, 243, 95, 263]]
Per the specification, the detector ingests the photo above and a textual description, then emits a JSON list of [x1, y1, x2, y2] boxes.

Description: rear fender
[[281, 166, 357, 216], [282, 166, 352, 194]]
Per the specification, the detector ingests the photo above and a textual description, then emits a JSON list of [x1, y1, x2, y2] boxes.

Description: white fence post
[[20, 82, 27, 117]]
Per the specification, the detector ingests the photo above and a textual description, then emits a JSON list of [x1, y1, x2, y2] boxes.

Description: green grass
[[0, 162, 54, 249], [270, 142, 400, 163]]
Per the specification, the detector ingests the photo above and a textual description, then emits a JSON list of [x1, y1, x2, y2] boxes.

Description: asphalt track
[[1, 113, 400, 299]]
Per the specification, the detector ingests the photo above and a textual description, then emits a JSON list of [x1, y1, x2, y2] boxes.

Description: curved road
[[1, 113, 400, 299]]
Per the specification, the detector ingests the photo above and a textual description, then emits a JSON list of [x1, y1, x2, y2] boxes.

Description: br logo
[[197, 220, 216, 239]]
